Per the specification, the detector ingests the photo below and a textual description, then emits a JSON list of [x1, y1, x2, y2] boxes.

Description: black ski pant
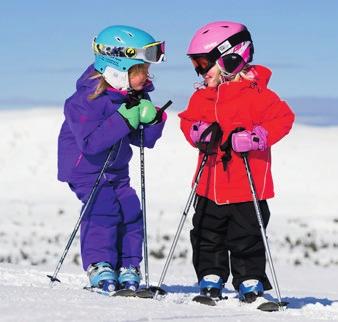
[[191, 196, 272, 291]]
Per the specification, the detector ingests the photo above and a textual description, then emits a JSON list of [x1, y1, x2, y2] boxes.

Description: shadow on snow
[[161, 284, 338, 308]]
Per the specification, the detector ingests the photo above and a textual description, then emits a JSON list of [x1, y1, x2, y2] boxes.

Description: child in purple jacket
[[57, 25, 166, 292]]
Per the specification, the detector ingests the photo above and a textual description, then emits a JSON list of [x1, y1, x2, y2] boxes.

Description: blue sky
[[0, 0, 337, 115]]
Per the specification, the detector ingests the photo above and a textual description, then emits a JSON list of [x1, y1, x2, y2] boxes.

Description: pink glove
[[190, 121, 212, 143], [232, 126, 268, 152]]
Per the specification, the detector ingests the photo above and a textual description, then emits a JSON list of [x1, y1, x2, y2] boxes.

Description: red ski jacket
[[179, 65, 295, 204]]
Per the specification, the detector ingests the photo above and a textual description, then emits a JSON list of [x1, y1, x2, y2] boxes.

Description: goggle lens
[[217, 53, 245, 74], [190, 56, 215, 75], [144, 42, 165, 63]]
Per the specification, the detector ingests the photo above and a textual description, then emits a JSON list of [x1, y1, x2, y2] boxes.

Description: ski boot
[[199, 274, 223, 299], [238, 279, 264, 303], [118, 266, 141, 292], [87, 261, 118, 292], [192, 274, 224, 306]]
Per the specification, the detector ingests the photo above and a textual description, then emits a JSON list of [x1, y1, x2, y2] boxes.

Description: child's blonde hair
[[220, 64, 253, 83], [235, 65, 253, 81], [88, 64, 150, 100]]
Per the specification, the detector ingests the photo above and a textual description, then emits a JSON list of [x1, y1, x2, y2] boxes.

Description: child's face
[[202, 65, 220, 88], [129, 65, 150, 91]]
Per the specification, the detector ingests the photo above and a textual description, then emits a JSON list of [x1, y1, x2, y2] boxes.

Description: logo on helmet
[[217, 41, 232, 54], [125, 48, 136, 58]]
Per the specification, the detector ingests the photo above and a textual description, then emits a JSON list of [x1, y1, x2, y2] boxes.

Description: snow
[[0, 107, 337, 321]]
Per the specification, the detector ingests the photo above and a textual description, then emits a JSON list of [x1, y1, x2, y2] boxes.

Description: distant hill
[[154, 95, 338, 127], [1, 96, 337, 127], [286, 97, 338, 126]]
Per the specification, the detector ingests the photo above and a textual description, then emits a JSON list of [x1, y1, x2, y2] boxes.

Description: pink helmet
[[187, 21, 254, 76]]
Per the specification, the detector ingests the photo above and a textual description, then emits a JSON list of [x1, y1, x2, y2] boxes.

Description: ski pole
[[47, 142, 121, 287], [154, 153, 208, 298], [139, 124, 150, 288], [241, 152, 284, 307], [137, 100, 173, 296]]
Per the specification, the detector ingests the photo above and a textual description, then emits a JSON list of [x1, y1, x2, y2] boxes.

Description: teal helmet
[[93, 25, 165, 89]]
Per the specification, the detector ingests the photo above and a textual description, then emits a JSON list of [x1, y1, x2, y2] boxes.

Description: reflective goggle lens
[[190, 56, 215, 75], [144, 41, 165, 63], [217, 53, 245, 74]]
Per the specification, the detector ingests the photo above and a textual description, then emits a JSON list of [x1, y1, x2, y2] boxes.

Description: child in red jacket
[[179, 21, 294, 303]]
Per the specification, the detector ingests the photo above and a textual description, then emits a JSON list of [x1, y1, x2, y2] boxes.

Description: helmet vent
[[126, 32, 134, 37], [202, 30, 209, 34], [115, 36, 123, 43], [222, 26, 229, 28]]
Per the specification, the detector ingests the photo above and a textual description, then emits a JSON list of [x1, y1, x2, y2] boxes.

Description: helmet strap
[[206, 29, 253, 64], [102, 67, 130, 91]]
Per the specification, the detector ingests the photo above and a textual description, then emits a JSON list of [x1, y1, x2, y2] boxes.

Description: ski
[[84, 286, 136, 297], [256, 300, 288, 312], [136, 286, 167, 299], [192, 293, 287, 310], [192, 295, 217, 306], [192, 295, 228, 306], [239, 295, 289, 312], [114, 289, 136, 297], [84, 285, 166, 299], [84, 286, 114, 297]]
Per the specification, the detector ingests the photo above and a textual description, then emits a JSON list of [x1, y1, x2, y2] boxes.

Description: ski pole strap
[[196, 122, 223, 156], [220, 127, 245, 171], [125, 90, 146, 108]]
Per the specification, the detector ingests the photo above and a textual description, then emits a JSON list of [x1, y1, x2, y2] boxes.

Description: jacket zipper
[[214, 85, 224, 204]]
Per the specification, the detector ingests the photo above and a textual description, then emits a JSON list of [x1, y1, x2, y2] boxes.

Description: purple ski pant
[[70, 179, 143, 271]]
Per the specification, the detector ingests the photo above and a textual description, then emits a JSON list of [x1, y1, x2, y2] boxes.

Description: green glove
[[138, 99, 157, 125], [118, 103, 140, 130]]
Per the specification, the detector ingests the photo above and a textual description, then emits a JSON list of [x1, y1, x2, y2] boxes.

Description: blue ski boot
[[87, 261, 118, 292], [199, 274, 223, 299], [238, 279, 264, 303], [118, 266, 141, 291]]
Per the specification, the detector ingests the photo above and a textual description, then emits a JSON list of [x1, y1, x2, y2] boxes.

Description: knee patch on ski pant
[[116, 186, 142, 224]]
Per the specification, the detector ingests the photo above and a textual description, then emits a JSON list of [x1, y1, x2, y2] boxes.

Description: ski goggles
[[190, 52, 246, 76], [217, 53, 246, 74], [93, 40, 165, 64], [190, 55, 216, 76]]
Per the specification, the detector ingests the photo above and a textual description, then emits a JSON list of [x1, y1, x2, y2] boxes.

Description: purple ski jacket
[[57, 65, 166, 188]]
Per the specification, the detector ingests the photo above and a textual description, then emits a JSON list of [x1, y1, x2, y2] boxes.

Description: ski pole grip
[[153, 100, 173, 124], [159, 100, 173, 112]]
